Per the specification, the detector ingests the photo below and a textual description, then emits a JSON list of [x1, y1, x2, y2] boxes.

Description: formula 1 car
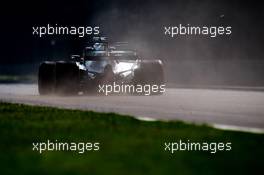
[[38, 37, 165, 95]]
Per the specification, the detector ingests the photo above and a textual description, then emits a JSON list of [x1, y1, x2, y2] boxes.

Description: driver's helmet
[[93, 43, 105, 51]]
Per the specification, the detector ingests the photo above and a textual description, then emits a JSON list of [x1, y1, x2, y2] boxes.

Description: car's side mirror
[[71, 55, 81, 62]]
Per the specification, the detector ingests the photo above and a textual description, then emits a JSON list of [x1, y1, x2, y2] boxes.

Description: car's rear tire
[[55, 62, 80, 95], [134, 62, 165, 85], [38, 62, 56, 95], [133, 61, 165, 95]]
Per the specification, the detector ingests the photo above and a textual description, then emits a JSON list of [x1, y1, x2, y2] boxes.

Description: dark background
[[1, 0, 264, 86]]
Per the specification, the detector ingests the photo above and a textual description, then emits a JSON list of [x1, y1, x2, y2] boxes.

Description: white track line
[[135, 117, 264, 134], [135, 117, 159, 122], [212, 124, 264, 134]]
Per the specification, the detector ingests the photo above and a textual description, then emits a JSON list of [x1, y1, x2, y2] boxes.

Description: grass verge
[[0, 75, 36, 83], [0, 102, 263, 175]]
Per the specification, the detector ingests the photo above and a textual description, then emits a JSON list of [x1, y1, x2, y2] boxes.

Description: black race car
[[38, 37, 165, 95]]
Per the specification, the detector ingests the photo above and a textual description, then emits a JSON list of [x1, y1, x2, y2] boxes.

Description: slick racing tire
[[38, 62, 56, 95], [134, 62, 165, 86], [133, 61, 165, 95], [55, 61, 80, 95]]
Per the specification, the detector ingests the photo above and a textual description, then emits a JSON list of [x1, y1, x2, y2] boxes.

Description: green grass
[[0, 75, 36, 83], [0, 102, 263, 175]]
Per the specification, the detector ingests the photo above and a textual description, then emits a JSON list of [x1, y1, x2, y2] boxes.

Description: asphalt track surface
[[0, 84, 264, 129]]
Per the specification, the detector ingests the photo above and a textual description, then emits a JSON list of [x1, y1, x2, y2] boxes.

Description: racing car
[[38, 37, 165, 95]]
